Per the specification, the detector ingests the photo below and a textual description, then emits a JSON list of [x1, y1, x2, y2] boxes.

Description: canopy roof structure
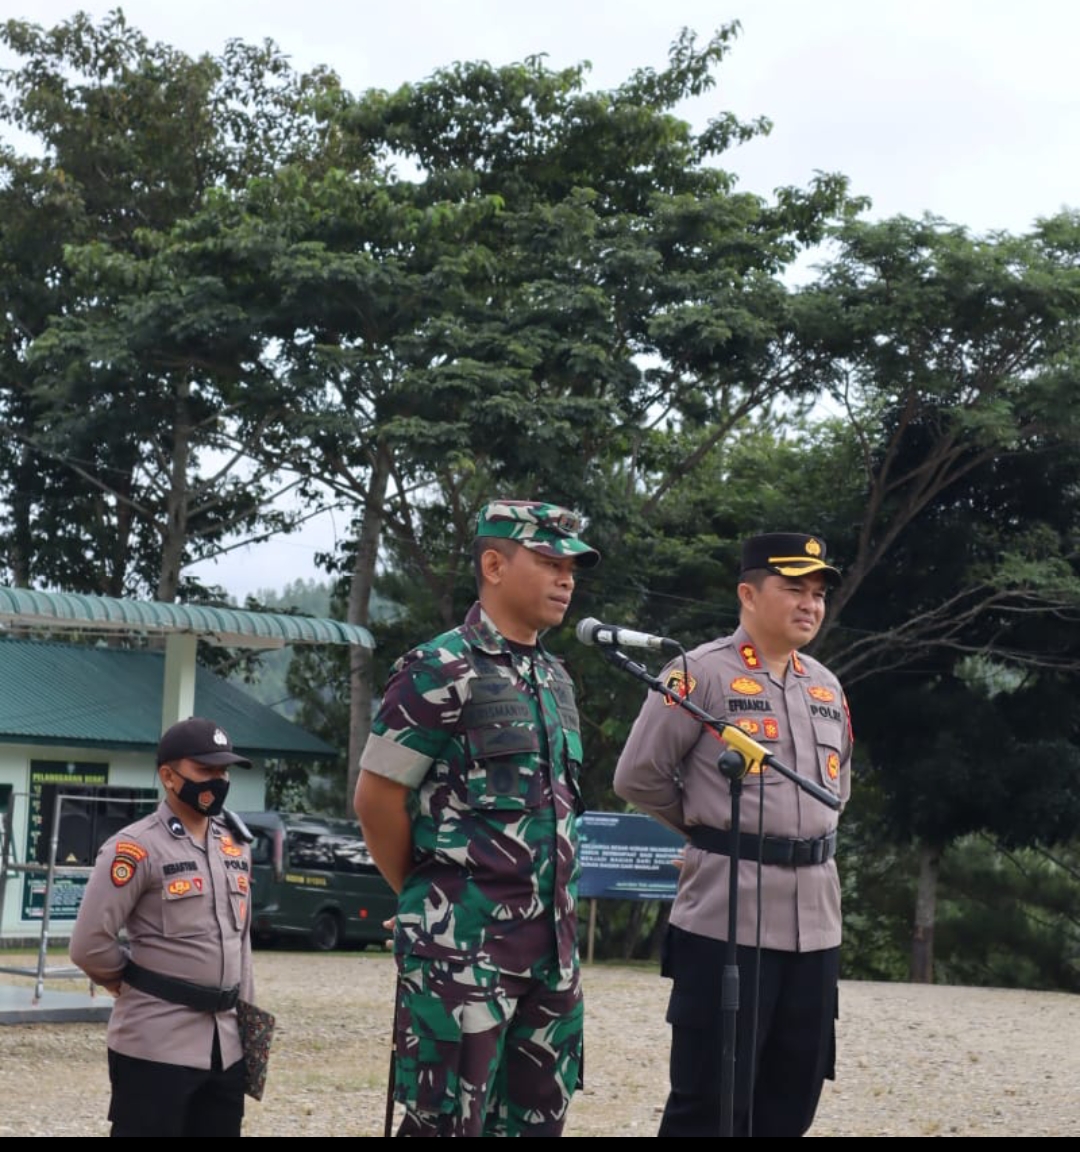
[[0, 638, 336, 759], [0, 584, 375, 754], [0, 586, 374, 650]]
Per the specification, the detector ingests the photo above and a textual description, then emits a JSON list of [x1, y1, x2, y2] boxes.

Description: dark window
[[288, 830, 335, 872], [285, 829, 377, 874], [250, 831, 274, 866]]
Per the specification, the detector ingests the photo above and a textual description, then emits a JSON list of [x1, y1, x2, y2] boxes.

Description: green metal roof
[[0, 638, 337, 761], [0, 586, 374, 650]]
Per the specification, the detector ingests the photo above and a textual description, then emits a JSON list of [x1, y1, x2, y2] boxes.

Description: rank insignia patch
[[808, 686, 836, 703], [730, 676, 764, 696], [791, 652, 806, 676], [663, 669, 697, 705], [738, 643, 762, 670]]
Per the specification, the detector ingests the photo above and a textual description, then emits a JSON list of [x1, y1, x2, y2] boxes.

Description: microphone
[[575, 617, 683, 655]]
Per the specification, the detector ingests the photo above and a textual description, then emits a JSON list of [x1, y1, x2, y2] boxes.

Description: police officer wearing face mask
[[69, 716, 256, 1137]]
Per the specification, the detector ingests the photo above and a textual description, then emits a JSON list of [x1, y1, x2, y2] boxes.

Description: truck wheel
[[310, 911, 341, 951]]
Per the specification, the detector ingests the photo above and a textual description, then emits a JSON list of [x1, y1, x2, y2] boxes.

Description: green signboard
[[22, 760, 108, 922]]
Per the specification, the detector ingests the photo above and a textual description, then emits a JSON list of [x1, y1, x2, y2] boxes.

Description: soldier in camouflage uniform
[[354, 499, 601, 1137]]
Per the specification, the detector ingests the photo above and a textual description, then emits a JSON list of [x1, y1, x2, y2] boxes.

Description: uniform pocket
[[464, 727, 545, 811], [394, 956, 498, 1118], [161, 875, 208, 938], [229, 870, 251, 930], [817, 742, 843, 793], [665, 989, 717, 1097]]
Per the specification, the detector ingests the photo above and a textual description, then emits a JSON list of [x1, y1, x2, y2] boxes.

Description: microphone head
[[575, 617, 602, 645]]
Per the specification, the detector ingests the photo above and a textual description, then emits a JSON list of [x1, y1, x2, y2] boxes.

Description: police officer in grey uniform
[[614, 532, 853, 1138], [69, 716, 256, 1137]]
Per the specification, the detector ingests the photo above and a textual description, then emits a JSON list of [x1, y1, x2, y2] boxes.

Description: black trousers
[[657, 924, 839, 1138], [106, 1025, 245, 1137]]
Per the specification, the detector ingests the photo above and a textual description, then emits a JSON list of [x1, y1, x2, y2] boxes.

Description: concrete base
[[0, 977, 112, 1024]]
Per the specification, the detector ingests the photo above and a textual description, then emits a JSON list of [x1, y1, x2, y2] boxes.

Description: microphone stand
[[601, 646, 840, 1137], [715, 744, 747, 1139]]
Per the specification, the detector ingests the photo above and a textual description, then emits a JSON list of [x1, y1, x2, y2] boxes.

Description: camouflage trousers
[[391, 954, 584, 1137]]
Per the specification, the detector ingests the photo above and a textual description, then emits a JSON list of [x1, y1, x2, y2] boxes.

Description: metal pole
[[33, 790, 66, 1003], [384, 976, 400, 1137]]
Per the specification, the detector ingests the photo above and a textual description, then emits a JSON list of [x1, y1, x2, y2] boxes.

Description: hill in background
[[227, 580, 395, 719]]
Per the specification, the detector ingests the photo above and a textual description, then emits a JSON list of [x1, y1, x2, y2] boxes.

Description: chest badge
[[730, 676, 764, 696]]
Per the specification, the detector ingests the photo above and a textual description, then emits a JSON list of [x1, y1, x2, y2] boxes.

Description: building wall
[[0, 743, 267, 941]]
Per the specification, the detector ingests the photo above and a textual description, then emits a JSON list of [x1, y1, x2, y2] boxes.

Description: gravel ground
[[1, 947, 1078, 1138]]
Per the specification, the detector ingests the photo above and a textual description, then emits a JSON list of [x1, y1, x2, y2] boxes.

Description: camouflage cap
[[740, 532, 842, 588], [476, 499, 601, 568]]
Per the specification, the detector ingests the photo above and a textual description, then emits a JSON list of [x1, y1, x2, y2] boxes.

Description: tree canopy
[[2, 10, 1080, 987]]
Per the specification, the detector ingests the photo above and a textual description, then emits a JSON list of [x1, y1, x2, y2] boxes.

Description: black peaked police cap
[[740, 532, 842, 589]]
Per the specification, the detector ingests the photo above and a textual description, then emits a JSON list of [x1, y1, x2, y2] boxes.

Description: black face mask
[[173, 772, 230, 817]]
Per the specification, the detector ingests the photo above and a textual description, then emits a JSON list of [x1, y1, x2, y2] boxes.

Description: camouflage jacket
[[361, 602, 585, 979]]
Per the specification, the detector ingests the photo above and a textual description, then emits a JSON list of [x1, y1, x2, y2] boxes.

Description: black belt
[[689, 825, 837, 866], [123, 960, 240, 1013]]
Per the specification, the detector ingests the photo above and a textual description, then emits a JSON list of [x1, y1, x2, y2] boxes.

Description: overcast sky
[[5, 1, 1079, 599]]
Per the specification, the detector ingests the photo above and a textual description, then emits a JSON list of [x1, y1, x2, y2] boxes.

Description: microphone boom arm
[[601, 647, 841, 812]]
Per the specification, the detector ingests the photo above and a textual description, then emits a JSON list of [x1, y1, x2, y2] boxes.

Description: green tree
[[203, 24, 861, 809], [4, 19, 859, 813], [788, 214, 1080, 982], [559, 381, 1080, 979], [0, 9, 352, 598], [790, 212, 1080, 649], [933, 834, 1080, 991]]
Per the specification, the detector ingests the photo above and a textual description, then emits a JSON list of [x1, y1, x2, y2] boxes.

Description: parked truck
[[237, 810, 396, 951]]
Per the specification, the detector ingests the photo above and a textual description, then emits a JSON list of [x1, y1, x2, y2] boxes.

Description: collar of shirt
[[461, 600, 549, 661]]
